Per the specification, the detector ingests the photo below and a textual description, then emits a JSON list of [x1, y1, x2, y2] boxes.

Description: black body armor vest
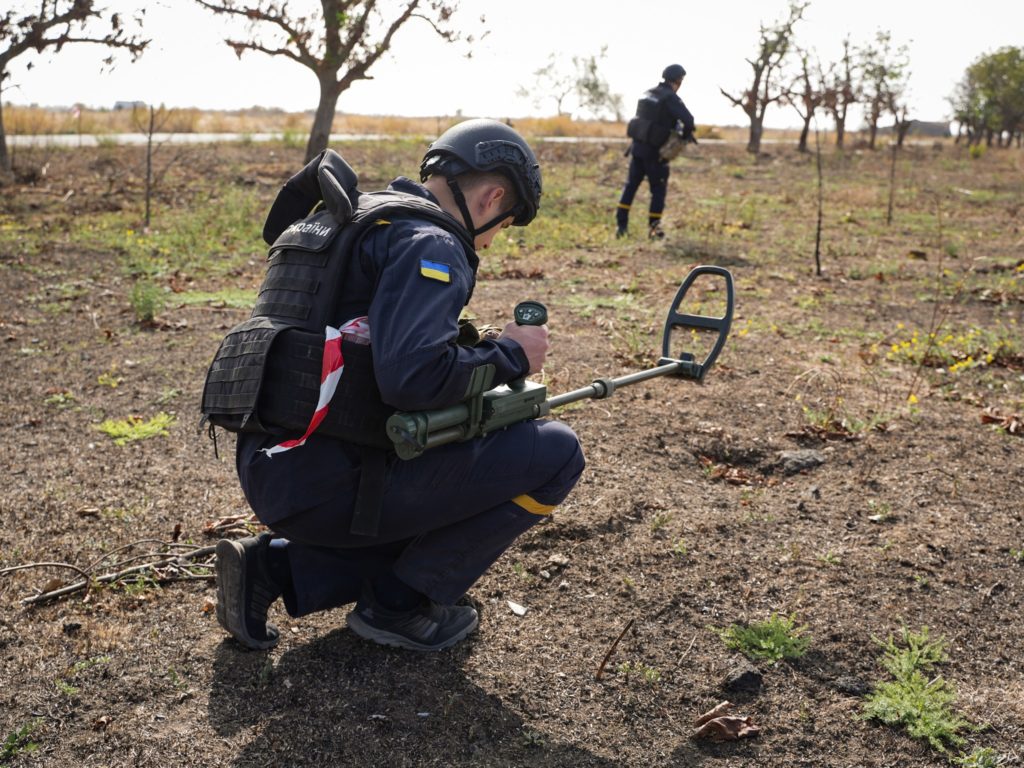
[[626, 83, 676, 148], [200, 164, 476, 450]]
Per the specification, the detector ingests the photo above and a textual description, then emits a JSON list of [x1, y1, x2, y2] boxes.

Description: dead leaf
[[507, 600, 528, 616], [980, 407, 1023, 436], [693, 716, 761, 741], [202, 597, 216, 614], [92, 715, 112, 731], [42, 578, 64, 593], [76, 507, 101, 518], [694, 700, 733, 727]]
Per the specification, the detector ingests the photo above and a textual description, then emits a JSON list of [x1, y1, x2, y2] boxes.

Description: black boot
[[215, 533, 283, 650], [346, 583, 479, 652]]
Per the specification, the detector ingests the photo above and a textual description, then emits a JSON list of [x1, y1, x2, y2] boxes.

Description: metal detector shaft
[[546, 359, 699, 410]]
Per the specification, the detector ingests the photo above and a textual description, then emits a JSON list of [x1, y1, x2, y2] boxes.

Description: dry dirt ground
[[1, 139, 1022, 768]]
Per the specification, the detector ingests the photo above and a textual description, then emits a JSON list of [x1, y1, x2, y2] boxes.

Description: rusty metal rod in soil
[[595, 618, 635, 681]]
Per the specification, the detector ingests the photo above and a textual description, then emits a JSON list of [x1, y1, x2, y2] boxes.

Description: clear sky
[[6, 0, 1024, 129]]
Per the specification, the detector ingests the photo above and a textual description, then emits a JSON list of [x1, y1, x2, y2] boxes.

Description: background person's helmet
[[662, 64, 687, 83], [420, 118, 542, 227]]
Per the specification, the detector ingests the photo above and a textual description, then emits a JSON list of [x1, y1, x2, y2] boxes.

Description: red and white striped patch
[[259, 316, 370, 457]]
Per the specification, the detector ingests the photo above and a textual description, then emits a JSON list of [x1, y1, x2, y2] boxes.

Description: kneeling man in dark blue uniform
[[210, 120, 585, 652]]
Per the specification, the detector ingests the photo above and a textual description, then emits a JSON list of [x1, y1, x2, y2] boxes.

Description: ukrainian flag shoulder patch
[[420, 259, 451, 283]]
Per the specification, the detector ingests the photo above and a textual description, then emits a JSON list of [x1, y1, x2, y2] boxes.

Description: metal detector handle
[[659, 265, 734, 381], [508, 300, 547, 390]]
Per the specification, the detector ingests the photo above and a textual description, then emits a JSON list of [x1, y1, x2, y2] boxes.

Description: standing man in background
[[615, 63, 695, 240]]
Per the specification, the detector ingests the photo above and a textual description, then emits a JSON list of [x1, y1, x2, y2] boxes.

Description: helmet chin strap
[[446, 177, 510, 239]]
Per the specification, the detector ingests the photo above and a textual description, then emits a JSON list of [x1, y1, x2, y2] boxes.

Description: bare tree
[[784, 49, 825, 152], [0, 2, 147, 179], [821, 37, 858, 149], [574, 49, 623, 121], [517, 54, 575, 116], [517, 48, 623, 121], [720, 0, 807, 154], [859, 30, 910, 150], [195, 0, 475, 162]]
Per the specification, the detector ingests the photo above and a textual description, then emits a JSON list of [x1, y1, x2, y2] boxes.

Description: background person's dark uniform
[[616, 64, 695, 238]]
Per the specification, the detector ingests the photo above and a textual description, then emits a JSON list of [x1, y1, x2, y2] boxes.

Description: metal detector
[[387, 265, 735, 460]]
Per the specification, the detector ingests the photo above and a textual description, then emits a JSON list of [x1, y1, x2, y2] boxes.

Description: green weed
[[97, 370, 123, 388], [867, 500, 892, 522], [649, 512, 673, 532], [720, 613, 810, 664], [55, 679, 79, 696], [956, 747, 1007, 767], [512, 562, 534, 581], [95, 412, 176, 445], [886, 321, 1021, 372], [43, 390, 76, 409], [519, 728, 547, 748], [863, 626, 975, 753], [617, 661, 661, 684], [818, 551, 842, 566], [175, 287, 255, 309], [155, 388, 181, 405], [1, 720, 41, 762]]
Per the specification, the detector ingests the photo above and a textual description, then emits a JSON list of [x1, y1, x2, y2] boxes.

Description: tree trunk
[[834, 116, 846, 149], [868, 119, 878, 149], [306, 77, 340, 162], [747, 116, 763, 154], [896, 120, 911, 147], [0, 90, 11, 179], [797, 116, 811, 152]]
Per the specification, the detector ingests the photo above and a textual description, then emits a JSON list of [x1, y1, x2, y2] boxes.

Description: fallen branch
[[2, 542, 218, 606]]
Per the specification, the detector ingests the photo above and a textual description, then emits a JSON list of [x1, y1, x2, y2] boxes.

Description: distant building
[[113, 101, 147, 111], [907, 120, 951, 138], [880, 120, 951, 138]]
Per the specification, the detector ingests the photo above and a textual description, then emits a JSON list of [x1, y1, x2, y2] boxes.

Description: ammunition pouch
[[627, 116, 671, 148], [200, 317, 395, 449]]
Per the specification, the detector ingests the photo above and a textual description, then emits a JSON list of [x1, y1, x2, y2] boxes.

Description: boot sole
[[215, 539, 279, 651], [346, 610, 478, 652]]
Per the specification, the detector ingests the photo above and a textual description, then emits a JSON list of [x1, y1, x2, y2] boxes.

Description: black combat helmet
[[420, 118, 542, 230], [662, 64, 687, 83]]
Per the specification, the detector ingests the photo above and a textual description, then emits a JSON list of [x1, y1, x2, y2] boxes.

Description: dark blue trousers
[[616, 152, 670, 230], [245, 420, 584, 617]]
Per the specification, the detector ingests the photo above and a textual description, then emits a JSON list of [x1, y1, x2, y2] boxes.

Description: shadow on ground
[[208, 629, 624, 767]]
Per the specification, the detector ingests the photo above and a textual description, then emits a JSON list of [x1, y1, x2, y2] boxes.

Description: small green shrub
[[863, 626, 975, 753], [130, 279, 166, 324], [1, 720, 41, 762], [720, 613, 810, 663]]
